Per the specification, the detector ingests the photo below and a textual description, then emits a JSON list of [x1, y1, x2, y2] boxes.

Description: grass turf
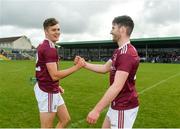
[[0, 61, 179, 128]]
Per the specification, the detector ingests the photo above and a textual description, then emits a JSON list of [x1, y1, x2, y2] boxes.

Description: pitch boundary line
[[139, 72, 180, 94], [70, 72, 180, 127]]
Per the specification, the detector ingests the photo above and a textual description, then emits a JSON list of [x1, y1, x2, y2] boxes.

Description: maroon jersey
[[35, 39, 60, 93], [110, 43, 140, 110]]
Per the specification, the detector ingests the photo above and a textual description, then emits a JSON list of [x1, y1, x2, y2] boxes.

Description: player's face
[[110, 23, 121, 42], [45, 24, 60, 43]]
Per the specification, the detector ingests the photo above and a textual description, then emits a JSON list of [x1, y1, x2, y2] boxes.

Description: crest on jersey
[[111, 54, 117, 71]]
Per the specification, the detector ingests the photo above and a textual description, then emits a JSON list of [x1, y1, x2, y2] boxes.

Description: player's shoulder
[[117, 43, 129, 55], [126, 44, 138, 54], [37, 40, 51, 53], [41, 40, 54, 49], [118, 44, 138, 57]]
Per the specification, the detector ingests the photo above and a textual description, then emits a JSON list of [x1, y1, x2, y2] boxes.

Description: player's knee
[[63, 115, 71, 126], [41, 122, 53, 128], [65, 115, 71, 124], [58, 115, 71, 126]]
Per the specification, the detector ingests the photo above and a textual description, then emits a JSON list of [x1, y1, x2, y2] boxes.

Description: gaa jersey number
[[35, 53, 41, 71]]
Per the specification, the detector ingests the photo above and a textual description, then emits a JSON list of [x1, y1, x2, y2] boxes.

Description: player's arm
[[87, 70, 129, 124], [84, 60, 112, 74], [46, 60, 84, 81], [74, 56, 112, 74], [95, 70, 128, 111]]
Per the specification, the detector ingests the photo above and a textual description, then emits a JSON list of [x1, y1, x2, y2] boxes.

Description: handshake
[[73, 56, 86, 68]]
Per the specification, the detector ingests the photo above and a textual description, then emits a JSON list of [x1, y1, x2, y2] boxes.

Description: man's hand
[[59, 85, 64, 94], [86, 109, 100, 125], [74, 56, 81, 65], [74, 56, 86, 68]]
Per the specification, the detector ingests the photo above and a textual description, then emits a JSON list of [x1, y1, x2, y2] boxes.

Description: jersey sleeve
[[116, 54, 133, 73], [44, 48, 58, 63]]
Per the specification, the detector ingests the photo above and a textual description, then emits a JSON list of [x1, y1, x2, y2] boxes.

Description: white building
[[0, 36, 32, 50]]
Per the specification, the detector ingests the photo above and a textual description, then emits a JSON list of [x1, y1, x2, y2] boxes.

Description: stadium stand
[[0, 36, 35, 60], [57, 37, 180, 63], [0, 54, 9, 60], [1, 36, 179, 63]]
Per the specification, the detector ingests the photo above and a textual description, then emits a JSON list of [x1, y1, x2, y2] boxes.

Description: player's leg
[[39, 92, 57, 128], [104, 107, 116, 128], [56, 104, 71, 128], [102, 116, 110, 128], [34, 83, 57, 128], [40, 112, 56, 128]]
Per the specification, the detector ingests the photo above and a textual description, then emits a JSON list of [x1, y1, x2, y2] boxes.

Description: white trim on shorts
[[34, 83, 64, 112], [107, 106, 139, 129]]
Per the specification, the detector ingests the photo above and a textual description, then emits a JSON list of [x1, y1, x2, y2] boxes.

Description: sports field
[[0, 60, 180, 128]]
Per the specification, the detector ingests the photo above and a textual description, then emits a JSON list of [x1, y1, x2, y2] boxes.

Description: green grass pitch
[[0, 60, 180, 128]]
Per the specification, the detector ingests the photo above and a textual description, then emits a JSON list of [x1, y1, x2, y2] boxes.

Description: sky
[[0, 0, 180, 47]]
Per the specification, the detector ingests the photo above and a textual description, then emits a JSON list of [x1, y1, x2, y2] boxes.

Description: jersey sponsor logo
[[111, 53, 117, 71], [113, 54, 117, 61]]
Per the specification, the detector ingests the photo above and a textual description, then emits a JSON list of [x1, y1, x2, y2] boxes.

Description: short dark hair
[[43, 18, 59, 30], [112, 15, 134, 36]]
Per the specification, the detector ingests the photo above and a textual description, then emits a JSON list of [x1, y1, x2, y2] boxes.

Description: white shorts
[[107, 106, 139, 129], [34, 83, 64, 112]]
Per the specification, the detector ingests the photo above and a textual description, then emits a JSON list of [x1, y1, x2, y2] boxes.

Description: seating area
[[0, 49, 36, 60]]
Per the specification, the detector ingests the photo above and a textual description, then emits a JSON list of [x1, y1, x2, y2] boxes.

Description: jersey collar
[[45, 38, 55, 48], [118, 41, 130, 50]]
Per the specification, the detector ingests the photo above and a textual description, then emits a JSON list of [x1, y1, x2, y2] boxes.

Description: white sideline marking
[[70, 72, 180, 127], [139, 72, 180, 94]]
